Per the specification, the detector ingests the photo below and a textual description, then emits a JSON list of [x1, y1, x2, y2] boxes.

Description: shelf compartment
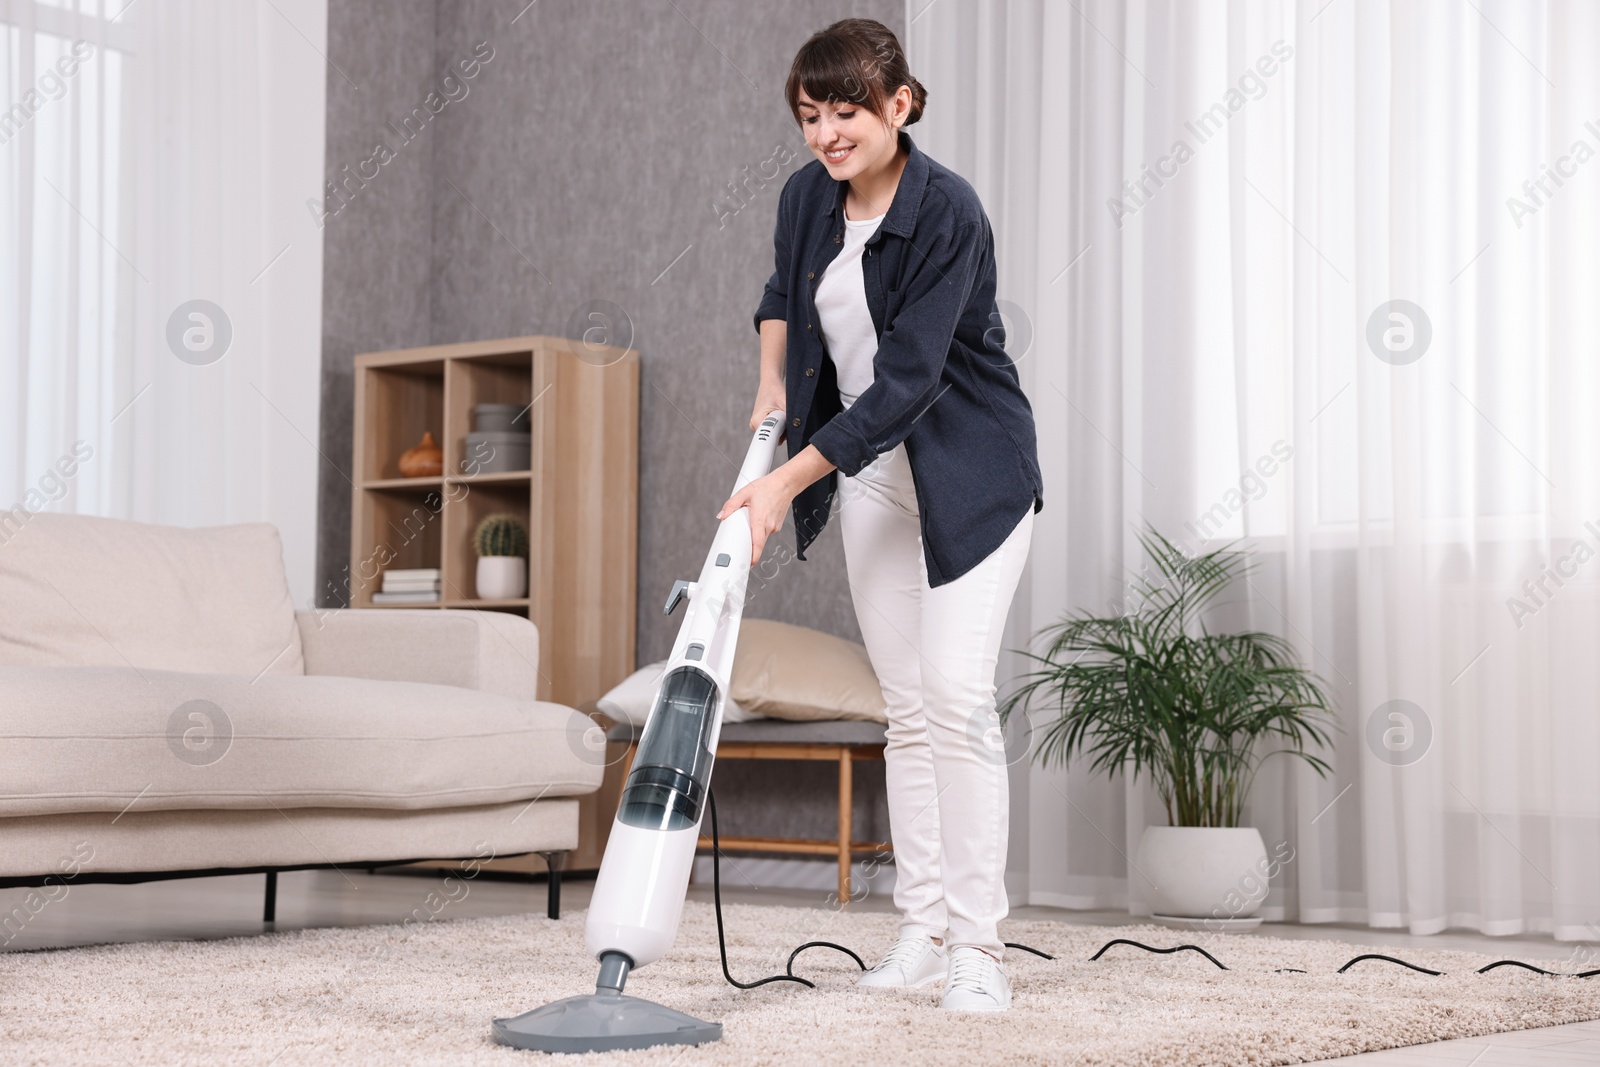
[[443, 480, 532, 604], [359, 361, 445, 482], [350, 486, 446, 608], [445, 353, 535, 478]]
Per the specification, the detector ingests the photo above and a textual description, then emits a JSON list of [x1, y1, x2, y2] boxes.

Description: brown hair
[[784, 18, 927, 129]]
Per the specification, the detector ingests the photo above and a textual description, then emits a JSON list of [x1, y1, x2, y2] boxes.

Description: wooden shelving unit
[[350, 335, 639, 871]]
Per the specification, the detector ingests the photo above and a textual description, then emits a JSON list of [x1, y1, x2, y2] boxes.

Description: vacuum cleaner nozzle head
[[490, 993, 722, 1054]]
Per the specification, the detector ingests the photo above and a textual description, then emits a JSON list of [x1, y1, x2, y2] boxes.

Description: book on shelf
[[371, 590, 441, 604], [382, 579, 442, 593], [380, 567, 441, 595]]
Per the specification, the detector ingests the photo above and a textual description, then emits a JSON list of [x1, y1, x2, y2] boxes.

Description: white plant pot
[[1135, 825, 1270, 921], [475, 555, 527, 600]]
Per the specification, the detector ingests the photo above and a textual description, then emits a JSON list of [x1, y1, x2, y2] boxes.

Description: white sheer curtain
[[1, 0, 326, 608], [911, 0, 1600, 941]]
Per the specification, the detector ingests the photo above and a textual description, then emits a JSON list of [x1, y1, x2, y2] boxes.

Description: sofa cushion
[[0, 666, 604, 817], [0, 801, 582, 878], [296, 609, 540, 703], [0, 512, 303, 677]]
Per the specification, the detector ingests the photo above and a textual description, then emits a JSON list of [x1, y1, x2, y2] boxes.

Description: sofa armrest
[[295, 609, 541, 701]]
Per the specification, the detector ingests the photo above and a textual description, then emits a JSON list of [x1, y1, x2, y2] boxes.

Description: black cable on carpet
[[1082, 939, 1600, 979], [1476, 960, 1600, 979], [707, 789, 1053, 988], [708, 790, 852, 989], [1336, 953, 1443, 976], [1006, 942, 1056, 960], [1088, 937, 1230, 970], [705, 790, 1592, 985]]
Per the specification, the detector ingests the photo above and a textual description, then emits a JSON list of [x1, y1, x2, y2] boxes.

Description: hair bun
[[905, 77, 928, 126]]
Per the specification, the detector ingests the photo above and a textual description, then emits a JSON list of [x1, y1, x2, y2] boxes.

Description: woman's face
[[795, 84, 911, 180]]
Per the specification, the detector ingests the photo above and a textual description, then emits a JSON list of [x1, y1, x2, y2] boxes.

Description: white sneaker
[[940, 946, 1012, 1011], [856, 934, 948, 988]]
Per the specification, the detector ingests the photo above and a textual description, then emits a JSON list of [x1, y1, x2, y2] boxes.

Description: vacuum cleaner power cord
[[706, 789, 1054, 992], [709, 791, 1600, 988]]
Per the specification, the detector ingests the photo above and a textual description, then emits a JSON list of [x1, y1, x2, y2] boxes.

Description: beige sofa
[[0, 512, 602, 921]]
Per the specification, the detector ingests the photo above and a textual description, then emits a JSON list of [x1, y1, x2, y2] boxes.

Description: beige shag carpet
[[4, 900, 1600, 1066]]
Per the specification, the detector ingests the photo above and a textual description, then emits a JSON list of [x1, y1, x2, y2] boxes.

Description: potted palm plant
[[999, 527, 1337, 926]]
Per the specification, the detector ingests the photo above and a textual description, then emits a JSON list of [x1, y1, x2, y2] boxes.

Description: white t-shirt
[[813, 210, 885, 408]]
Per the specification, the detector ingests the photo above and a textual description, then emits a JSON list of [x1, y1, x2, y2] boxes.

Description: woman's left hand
[[717, 471, 795, 566]]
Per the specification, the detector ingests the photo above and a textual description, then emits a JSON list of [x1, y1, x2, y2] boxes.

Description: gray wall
[[318, 0, 905, 856], [317, 0, 438, 612]]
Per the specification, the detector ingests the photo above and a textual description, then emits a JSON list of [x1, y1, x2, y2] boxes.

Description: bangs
[[785, 38, 891, 122]]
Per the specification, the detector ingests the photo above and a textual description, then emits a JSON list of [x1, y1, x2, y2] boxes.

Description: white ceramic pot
[[475, 555, 527, 600], [1135, 825, 1270, 919]]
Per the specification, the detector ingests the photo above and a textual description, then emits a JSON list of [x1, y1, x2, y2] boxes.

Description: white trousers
[[836, 441, 1034, 958]]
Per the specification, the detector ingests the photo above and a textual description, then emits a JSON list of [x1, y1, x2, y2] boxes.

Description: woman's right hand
[[750, 376, 787, 433]]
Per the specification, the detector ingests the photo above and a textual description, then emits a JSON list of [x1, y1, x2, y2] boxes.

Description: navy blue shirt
[[753, 128, 1043, 587]]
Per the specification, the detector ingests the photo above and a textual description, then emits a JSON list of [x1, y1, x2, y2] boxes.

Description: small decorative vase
[[476, 555, 527, 600], [398, 431, 443, 477]]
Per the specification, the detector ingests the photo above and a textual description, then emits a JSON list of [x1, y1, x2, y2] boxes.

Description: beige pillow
[[730, 618, 886, 722], [0, 511, 304, 677]]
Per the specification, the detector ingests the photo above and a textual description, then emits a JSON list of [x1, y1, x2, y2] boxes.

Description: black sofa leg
[[263, 870, 278, 924], [538, 851, 565, 920]]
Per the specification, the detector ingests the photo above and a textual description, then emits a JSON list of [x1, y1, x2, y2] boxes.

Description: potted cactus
[[472, 512, 529, 600]]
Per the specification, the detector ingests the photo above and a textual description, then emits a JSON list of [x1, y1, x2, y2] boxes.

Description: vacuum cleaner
[[491, 410, 787, 1054]]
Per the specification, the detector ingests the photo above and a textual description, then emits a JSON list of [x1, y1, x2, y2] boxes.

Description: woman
[[717, 18, 1043, 1012]]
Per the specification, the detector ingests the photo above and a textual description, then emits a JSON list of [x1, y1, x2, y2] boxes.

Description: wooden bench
[[606, 719, 891, 904]]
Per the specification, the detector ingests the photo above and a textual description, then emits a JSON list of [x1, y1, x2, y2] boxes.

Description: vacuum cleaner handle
[[665, 409, 785, 618], [663, 409, 784, 680], [734, 409, 785, 491]]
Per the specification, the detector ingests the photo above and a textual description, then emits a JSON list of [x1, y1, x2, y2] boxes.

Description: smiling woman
[[725, 16, 1044, 1016]]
